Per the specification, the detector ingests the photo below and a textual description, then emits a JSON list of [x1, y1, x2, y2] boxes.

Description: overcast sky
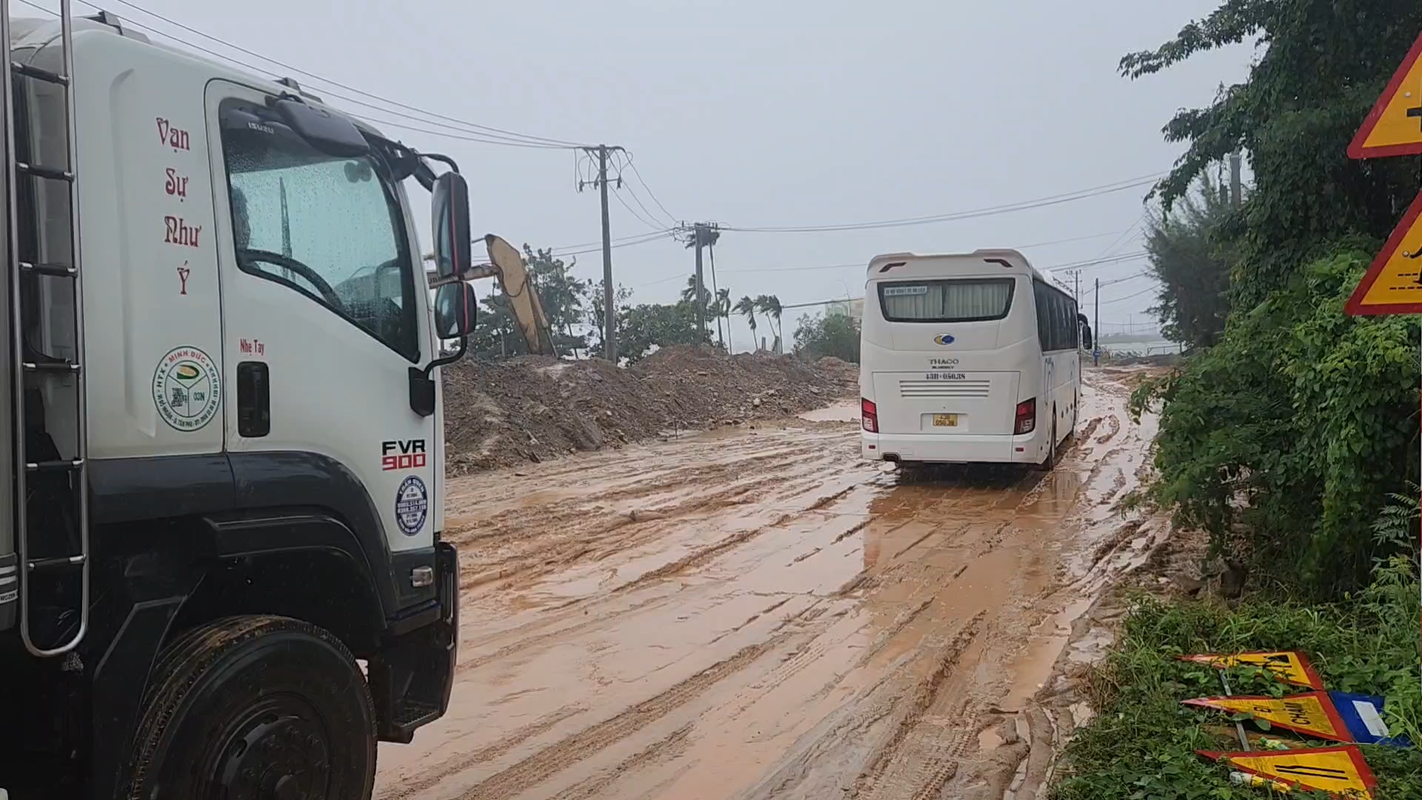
[[66, 0, 1253, 349]]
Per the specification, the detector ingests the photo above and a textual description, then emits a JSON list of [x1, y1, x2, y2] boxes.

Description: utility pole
[[1229, 151, 1242, 208], [1093, 277, 1100, 367], [578, 144, 625, 363], [693, 224, 707, 338], [678, 222, 721, 345]]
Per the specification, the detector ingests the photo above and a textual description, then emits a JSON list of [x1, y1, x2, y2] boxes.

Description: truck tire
[[124, 615, 376, 800]]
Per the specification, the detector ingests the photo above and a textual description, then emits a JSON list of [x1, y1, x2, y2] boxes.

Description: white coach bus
[[858, 249, 1092, 470]]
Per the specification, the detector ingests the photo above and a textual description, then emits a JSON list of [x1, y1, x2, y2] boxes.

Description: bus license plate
[[932, 414, 958, 427]]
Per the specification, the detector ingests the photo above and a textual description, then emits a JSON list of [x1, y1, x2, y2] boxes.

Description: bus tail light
[[862, 398, 878, 433], [1014, 399, 1036, 435]]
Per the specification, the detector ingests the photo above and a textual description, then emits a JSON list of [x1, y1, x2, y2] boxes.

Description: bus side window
[[1034, 282, 1051, 350]]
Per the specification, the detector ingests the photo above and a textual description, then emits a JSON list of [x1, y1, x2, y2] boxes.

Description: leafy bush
[[793, 311, 860, 363], [1132, 247, 1419, 596], [1052, 559, 1422, 800]]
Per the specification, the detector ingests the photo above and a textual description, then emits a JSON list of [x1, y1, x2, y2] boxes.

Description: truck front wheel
[[125, 615, 376, 800]]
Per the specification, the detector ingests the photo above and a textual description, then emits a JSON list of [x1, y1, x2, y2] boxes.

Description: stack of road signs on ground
[[1345, 28, 1422, 316], [1180, 650, 1407, 799]]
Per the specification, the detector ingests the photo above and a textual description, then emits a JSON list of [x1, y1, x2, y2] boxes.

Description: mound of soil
[[442, 346, 858, 473]]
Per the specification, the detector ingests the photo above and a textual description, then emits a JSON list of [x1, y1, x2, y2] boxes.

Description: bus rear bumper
[[861, 430, 1047, 465]]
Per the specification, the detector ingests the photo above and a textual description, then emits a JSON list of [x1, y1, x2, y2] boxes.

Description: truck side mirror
[[434, 282, 477, 339], [431, 172, 472, 280]]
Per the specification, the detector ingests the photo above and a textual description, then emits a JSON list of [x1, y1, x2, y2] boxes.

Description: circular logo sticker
[[152, 346, 220, 432], [395, 476, 428, 536]]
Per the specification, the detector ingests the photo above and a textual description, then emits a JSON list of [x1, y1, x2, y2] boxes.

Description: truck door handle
[[237, 361, 270, 437]]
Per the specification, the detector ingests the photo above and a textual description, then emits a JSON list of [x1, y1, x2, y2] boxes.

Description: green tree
[[523, 246, 589, 351], [1119, 0, 1422, 305], [734, 295, 759, 349], [1143, 175, 1235, 350], [755, 295, 784, 348], [1123, 0, 1422, 596], [621, 301, 706, 363], [584, 279, 632, 361], [793, 311, 860, 362]]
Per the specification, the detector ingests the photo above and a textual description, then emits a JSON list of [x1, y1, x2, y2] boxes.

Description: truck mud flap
[[368, 541, 458, 744]]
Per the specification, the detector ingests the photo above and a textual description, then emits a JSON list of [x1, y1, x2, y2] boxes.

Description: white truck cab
[[0, 7, 478, 799]]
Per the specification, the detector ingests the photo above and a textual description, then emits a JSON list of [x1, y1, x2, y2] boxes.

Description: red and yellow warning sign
[[1345, 192, 1422, 315], [1178, 650, 1325, 690], [1185, 691, 1349, 742], [1348, 30, 1422, 158], [1199, 746, 1377, 798]]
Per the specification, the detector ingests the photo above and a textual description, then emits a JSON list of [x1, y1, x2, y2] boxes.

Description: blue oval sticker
[[933, 334, 955, 346]]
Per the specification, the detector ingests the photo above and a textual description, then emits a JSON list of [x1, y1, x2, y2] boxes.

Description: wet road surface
[[375, 368, 1160, 800]]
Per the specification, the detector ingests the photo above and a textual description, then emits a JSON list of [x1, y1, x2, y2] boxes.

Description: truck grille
[[898, 379, 991, 399]]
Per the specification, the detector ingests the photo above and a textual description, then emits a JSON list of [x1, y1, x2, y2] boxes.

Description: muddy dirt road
[[375, 368, 1162, 800]]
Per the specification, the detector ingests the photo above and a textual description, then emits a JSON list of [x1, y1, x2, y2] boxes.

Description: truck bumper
[[368, 540, 459, 744]]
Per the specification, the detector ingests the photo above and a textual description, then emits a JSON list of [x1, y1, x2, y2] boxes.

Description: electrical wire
[[553, 230, 676, 257], [717, 231, 1136, 276], [623, 153, 679, 226], [720, 174, 1164, 234], [1099, 283, 1161, 305], [611, 186, 666, 232], [1097, 271, 1151, 288], [20, 0, 573, 151], [1043, 251, 1149, 273], [103, 0, 590, 149]]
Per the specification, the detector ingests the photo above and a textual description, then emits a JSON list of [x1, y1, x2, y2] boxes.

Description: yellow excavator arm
[[427, 234, 558, 356]]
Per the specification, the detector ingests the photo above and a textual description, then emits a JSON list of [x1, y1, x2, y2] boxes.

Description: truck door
[[204, 83, 437, 557]]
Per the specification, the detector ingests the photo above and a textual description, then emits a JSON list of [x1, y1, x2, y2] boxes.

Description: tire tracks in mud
[[382, 371, 1165, 800], [454, 634, 794, 800]]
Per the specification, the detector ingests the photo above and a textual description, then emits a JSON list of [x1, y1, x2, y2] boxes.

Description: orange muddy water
[[375, 368, 1160, 800]]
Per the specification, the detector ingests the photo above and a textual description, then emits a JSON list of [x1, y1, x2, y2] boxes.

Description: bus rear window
[[877, 278, 1014, 323]]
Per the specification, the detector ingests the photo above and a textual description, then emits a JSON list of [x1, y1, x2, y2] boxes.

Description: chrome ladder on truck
[[1, 0, 89, 657]]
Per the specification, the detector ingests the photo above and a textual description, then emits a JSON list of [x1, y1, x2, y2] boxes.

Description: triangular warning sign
[[1178, 650, 1325, 689], [1345, 191, 1422, 315], [1348, 30, 1422, 159], [1184, 691, 1349, 742], [1199, 746, 1377, 798]]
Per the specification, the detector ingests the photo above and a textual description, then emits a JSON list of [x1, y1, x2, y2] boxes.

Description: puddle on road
[[796, 401, 860, 422]]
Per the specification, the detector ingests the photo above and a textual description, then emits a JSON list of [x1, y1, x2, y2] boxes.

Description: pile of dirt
[[442, 345, 858, 473]]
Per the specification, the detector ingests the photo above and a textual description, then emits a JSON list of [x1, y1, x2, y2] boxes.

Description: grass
[[1051, 557, 1422, 799]]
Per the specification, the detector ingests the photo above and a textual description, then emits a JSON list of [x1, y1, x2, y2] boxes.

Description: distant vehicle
[[858, 249, 1092, 470]]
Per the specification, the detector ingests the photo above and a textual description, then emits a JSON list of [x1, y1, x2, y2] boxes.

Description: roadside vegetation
[[465, 245, 792, 363], [1056, 0, 1422, 795]]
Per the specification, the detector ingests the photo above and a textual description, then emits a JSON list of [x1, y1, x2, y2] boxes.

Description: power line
[[21, 1, 573, 150], [623, 153, 679, 226], [719, 174, 1164, 234], [611, 151, 677, 229], [102, 0, 589, 149], [1099, 283, 1161, 305], [1043, 251, 1149, 273], [553, 230, 674, 258], [1097, 271, 1151, 288], [611, 186, 666, 232], [717, 230, 1136, 276], [551, 229, 675, 253]]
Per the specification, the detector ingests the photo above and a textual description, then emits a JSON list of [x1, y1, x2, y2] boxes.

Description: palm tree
[[734, 295, 759, 349], [755, 294, 784, 351], [715, 288, 733, 351]]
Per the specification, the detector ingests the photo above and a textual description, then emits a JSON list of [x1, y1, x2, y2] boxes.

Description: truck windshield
[[219, 99, 418, 360]]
